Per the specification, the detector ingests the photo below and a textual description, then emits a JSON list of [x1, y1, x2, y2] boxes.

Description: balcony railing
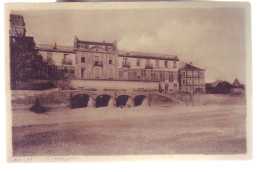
[[93, 61, 103, 67], [145, 64, 153, 69], [122, 62, 131, 68]]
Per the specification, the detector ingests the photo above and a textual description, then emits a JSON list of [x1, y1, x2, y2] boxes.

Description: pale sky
[[15, 8, 247, 84]]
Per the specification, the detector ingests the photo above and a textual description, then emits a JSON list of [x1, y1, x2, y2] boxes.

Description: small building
[[179, 63, 206, 94]]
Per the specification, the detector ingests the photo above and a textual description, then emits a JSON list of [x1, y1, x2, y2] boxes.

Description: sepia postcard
[[5, 2, 252, 162]]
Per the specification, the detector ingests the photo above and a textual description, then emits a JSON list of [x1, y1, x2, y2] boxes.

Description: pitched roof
[[233, 78, 241, 86], [36, 44, 75, 53], [77, 40, 114, 46], [181, 63, 204, 70], [118, 50, 179, 61]]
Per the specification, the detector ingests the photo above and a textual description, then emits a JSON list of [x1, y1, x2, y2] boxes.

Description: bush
[[30, 98, 48, 113]]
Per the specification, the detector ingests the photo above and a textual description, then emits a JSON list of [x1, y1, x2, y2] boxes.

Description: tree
[[206, 81, 233, 94], [10, 35, 46, 89], [216, 81, 232, 94]]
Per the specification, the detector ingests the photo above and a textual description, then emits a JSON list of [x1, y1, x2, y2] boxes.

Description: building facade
[[73, 37, 118, 80], [179, 63, 205, 94], [117, 51, 180, 92], [10, 13, 206, 94], [37, 37, 205, 94]]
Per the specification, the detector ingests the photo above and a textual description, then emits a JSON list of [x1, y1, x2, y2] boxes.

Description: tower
[[9, 14, 26, 37]]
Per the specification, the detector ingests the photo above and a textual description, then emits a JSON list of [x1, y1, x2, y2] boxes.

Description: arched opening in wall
[[96, 94, 111, 108], [134, 95, 146, 106], [116, 95, 130, 107], [71, 94, 89, 109]]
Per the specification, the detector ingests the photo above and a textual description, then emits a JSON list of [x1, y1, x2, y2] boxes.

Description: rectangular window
[[109, 56, 113, 64], [173, 62, 177, 68], [199, 71, 203, 77], [155, 71, 159, 81], [156, 60, 159, 68], [64, 54, 68, 61], [136, 69, 141, 79], [81, 57, 85, 63], [193, 79, 198, 85], [193, 71, 198, 77], [141, 69, 145, 80], [182, 79, 186, 85], [146, 59, 150, 65], [169, 71, 174, 82], [128, 70, 133, 80], [165, 84, 168, 92], [187, 71, 192, 77], [200, 79, 204, 85], [165, 71, 169, 81], [109, 68, 113, 79], [63, 54, 72, 65], [123, 71, 128, 79], [182, 71, 186, 77], [160, 71, 165, 82], [151, 70, 156, 81], [119, 71, 123, 79], [163, 71, 165, 81], [81, 68, 85, 78], [95, 68, 101, 78], [80, 44, 85, 49], [133, 70, 137, 79], [137, 59, 141, 66], [165, 61, 168, 68], [187, 79, 192, 85], [123, 58, 130, 67]]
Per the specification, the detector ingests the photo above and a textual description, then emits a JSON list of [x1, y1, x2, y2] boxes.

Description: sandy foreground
[[11, 104, 247, 156]]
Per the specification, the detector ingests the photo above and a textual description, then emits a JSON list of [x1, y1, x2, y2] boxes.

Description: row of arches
[[71, 94, 148, 109]]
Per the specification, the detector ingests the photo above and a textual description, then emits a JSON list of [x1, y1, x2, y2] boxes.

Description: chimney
[[74, 36, 78, 49], [53, 42, 57, 50]]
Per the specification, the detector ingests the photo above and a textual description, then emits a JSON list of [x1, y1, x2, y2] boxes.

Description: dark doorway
[[116, 95, 130, 107], [71, 94, 89, 109], [134, 95, 146, 106], [165, 85, 168, 93], [96, 94, 111, 108]]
